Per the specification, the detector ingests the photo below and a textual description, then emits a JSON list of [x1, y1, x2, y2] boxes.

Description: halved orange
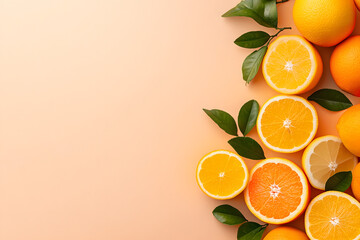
[[196, 150, 249, 200], [245, 158, 310, 224], [302, 135, 358, 190], [257, 95, 318, 153], [262, 35, 323, 94], [305, 191, 360, 240]]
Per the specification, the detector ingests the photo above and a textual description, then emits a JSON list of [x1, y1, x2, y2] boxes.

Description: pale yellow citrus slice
[[196, 150, 249, 200], [257, 95, 318, 153], [262, 35, 323, 94], [305, 191, 360, 240], [245, 158, 310, 224], [302, 135, 358, 190]]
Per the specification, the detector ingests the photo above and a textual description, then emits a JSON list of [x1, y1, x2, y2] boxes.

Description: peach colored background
[[0, 0, 359, 239]]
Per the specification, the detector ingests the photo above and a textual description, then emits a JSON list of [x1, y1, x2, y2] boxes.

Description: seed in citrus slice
[[262, 35, 323, 94], [196, 150, 249, 200], [244, 158, 310, 224], [305, 191, 360, 240], [257, 95, 318, 153], [302, 135, 358, 190]]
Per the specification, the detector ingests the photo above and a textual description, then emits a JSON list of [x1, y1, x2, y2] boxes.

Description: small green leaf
[[203, 109, 238, 136], [325, 171, 353, 192], [242, 46, 267, 84], [237, 222, 267, 240], [222, 0, 278, 29], [307, 89, 353, 111], [228, 137, 265, 160], [235, 31, 270, 48], [238, 100, 259, 136], [212, 204, 247, 225]]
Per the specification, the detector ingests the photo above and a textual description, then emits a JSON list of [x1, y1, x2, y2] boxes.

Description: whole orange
[[337, 104, 360, 157], [263, 227, 309, 240], [330, 36, 360, 96], [293, 0, 356, 47], [352, 162, 360, 202]]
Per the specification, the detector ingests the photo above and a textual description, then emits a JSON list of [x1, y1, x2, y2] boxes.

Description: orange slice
[[302, 135, 358, 190], [257, 95, 318, 153], [196, 150, 249, 200], [305, 191, 360, 240], [262, 35, 323, 94], [245, 158, 310, 224]]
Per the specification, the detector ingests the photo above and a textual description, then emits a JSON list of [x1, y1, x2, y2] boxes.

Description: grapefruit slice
[[245, 158, 310, 224]]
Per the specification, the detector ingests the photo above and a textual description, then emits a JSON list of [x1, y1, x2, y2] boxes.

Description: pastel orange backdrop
[[0, 0, 359, 239]]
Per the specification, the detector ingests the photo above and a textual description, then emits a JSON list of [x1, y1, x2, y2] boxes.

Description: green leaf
[[242, 46, 267, 84], [212, 204, 247, 225], [238, 100, 259, 136], [203, 109, 238, 136], [325, 171, 353, 192], [307, 89, 353, 111], [228, 137, 265, 160], [235, 31, 271, 48], [222, 0, 278, 29], [237, 222, 267, 240]]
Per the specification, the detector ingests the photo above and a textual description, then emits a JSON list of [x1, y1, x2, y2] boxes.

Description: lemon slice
[[196, 150, 249, 200], [302, 135, 358, 190], [262, 35, 323, 94], [257, 95, 318, 153]]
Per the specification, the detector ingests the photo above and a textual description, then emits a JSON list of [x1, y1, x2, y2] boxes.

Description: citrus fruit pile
[[196, 0, 360, 239]]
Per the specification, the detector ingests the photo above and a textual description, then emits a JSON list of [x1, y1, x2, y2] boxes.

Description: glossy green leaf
[[237, 222, 267, 240], [212, 204, 247, 225], [325, 171, 353, 192], [307, 89, 353, 111], [238, 100, 259, 136], [203, 109, 238, 136], [235, 31, 270, 48], [242, 46, 267, 84], [228, 137, 265, 160], [222, 0, 278, 29]]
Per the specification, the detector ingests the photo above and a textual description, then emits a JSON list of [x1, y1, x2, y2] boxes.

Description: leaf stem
[[276, 0, 289, 3], [273, 27, 292, 36], [265, 27, 292, 46]]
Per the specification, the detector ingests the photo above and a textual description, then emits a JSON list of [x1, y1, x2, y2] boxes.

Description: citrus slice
[[244, 158, 310, 224], [257, 95, 318, 153], [262, 35, 323, 94], [305, 191, 360, 240], [302, 135, 358, 190], [196, 150, 249, 200]]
